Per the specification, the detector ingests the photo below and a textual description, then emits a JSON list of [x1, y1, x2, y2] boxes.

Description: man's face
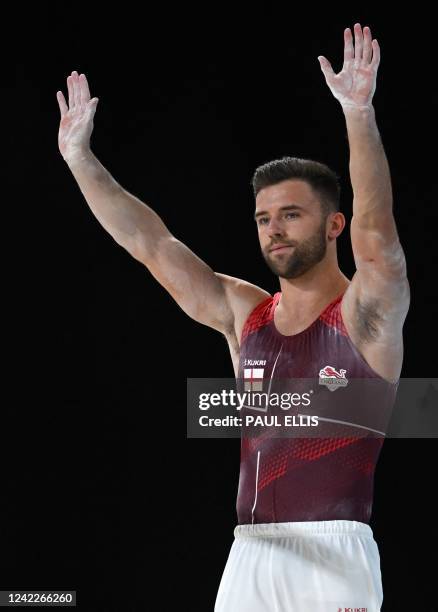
[[255, 179, 328, 279]]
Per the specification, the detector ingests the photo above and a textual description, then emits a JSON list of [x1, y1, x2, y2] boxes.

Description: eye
[[257, 217, 269, 225], [285, 212, 299, 219]]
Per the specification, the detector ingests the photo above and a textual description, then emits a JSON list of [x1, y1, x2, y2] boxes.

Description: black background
[[7, 3, 437, 611]]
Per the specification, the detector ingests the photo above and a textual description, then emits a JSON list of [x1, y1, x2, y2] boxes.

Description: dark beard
[[262, 220, 327, 279]]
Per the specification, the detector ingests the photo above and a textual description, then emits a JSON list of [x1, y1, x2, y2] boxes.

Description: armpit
[[355, 297, 385, 343]]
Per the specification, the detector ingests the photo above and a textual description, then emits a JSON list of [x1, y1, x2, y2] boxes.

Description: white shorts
[[214, 520, 383, 612]]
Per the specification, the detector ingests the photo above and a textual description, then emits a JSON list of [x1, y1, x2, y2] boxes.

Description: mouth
[[269, 245, 293, 253]]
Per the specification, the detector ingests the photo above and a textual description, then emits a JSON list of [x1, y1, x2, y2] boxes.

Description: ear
[[327, 212, 346, 240]]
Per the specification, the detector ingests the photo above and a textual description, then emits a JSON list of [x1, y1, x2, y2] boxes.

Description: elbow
[[130, 232, 176, 267]]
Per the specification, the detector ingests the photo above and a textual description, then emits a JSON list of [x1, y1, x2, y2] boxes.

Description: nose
[[266, 216, 286, 237]]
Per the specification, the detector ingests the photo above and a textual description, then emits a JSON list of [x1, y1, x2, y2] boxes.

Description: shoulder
[[340, 273, 409, 382], [214, 273, 272, 345], [341, 270, 410, 341]]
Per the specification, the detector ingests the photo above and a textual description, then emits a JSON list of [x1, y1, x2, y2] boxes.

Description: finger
[[67, 75, 74, 109], [354, 23, 363, 64], [56, 90, 68, 117], [72, 71, 81, 108], [318, 56, 336, 83], [362, 26, 373, 64], [343, 28, 354, 67], [88, 97, 99, 117], [371, 39, 380, 69], [79, 73, 91, 107]]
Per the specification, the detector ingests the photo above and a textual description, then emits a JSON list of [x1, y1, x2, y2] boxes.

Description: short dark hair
[[251, 156, 341, 218]]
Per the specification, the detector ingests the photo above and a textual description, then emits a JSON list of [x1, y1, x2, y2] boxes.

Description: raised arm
[[56, 71, 269, 341], [318, 24, 410, 319], [316, 24, 410, 382]]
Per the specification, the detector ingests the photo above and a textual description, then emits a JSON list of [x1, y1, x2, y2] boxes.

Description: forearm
[[65, 150, 170, 260], [343, 105, 393, 225]]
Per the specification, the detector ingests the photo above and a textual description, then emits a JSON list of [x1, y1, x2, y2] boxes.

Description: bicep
[[142, 235, 235, 333], [348, 215, 410, 331]]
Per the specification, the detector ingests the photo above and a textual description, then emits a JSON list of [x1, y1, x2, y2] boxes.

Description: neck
[[277, 260, 350, 319]]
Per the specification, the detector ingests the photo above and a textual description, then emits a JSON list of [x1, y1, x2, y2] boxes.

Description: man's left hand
[[318, 23, 380, 110]]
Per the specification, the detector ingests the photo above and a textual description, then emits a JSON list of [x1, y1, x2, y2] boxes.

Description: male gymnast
[[56, 22, 410, 611]]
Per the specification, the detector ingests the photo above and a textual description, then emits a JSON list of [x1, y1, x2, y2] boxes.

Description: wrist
[[341, 103, 375, 115], [63, 148, 93, 167]]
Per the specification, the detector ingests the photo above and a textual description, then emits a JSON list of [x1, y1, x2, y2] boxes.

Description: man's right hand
[[56, 70, 99, 163]]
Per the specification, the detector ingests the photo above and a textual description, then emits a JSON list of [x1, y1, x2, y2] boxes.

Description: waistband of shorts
[[234, 520, 373, 539]]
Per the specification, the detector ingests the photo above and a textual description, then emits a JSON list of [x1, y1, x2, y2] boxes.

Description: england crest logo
[[318, 365, 348, 392]]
